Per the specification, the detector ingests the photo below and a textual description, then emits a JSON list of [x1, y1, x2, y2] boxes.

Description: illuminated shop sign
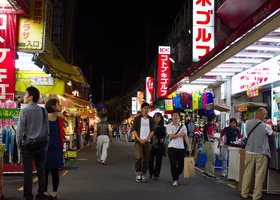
[[192, 0, 215, 62]]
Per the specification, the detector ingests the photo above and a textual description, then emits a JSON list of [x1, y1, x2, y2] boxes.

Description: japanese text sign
[[146, 77, 154, 104], [0, 13, 16, 100], [232, 55, 280, 94], [137, 91, 145, 111], [247, 86, 259, 98], [157, 46, 171, 97], [0, 108, 21, 120], [17, 0, 46, 50], [193, 0, 215, 62]]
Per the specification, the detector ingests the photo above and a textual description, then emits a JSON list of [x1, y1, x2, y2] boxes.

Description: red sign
[[146, 77, 154, 104], [157, 46, 171, 97], [235, 105, 248, 112], [0, 13, 16, 101]]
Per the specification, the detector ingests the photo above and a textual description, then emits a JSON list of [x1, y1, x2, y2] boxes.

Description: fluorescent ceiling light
[[217, 63, 253, 68], [226, 58, 264, 63], [169, 57, 175, 63], [205, 72, 235, 76], [212, 68, 243, 72], [245, 45, 280, 51], [259, 37, 280, 43], [234, 52, 274, 58]]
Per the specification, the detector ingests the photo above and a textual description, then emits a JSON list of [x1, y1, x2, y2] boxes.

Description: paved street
[[3, 142, 280, 200]]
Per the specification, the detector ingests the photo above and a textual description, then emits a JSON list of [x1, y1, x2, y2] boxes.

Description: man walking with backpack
[[16, 86, 49, 200], [94, 113, 113, 165]]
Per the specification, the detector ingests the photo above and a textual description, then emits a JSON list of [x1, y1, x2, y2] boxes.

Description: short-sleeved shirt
[[167, 123, 188, 149]]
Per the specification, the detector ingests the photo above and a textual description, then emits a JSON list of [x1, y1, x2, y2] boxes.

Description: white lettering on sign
[[158, 46, 171, 97]]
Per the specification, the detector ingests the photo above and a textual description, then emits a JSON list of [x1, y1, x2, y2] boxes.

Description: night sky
[[74, 0, 185, 103]]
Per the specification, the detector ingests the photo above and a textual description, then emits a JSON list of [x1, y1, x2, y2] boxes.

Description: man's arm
[[16, 111, 26, 148], [132, 130, 141, 142], [93, 125, 98, 144], [184, 134, 192, 154]]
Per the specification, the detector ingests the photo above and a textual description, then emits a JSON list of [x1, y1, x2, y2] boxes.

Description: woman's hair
[[153, 112, 164, 126], [45, 99, 59, 113]]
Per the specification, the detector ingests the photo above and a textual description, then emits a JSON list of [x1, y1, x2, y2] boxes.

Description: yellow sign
[[67, 151, 77, 158], [165, 99, 173, 111], [17, 0, 46, 51]]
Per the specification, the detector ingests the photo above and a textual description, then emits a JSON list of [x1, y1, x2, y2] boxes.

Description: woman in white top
[[166, 110, 192, 186]]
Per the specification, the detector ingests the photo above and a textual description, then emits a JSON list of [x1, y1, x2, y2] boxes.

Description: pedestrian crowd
[[16, 86, 277, 200], [130, 103, 277, 200]]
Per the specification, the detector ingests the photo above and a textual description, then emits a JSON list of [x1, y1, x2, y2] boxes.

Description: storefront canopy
[[169, 0, 280, 93], [37, 54, 89, 87]]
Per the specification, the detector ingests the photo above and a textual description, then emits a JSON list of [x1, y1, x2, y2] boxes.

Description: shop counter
[[228, 146, 241, 181]]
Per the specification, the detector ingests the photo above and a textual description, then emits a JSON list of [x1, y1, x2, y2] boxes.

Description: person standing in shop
[[149, 112, 166, 181], [93, 113, 113, 165], [203, 113, 221, 179], [167, 110, 192, 186], [16, 86, 49, 200], [218, 118, 242, 177], [132, 103, 155, 183], [44, 99, 65, 200], [241, 107, 277, 200]]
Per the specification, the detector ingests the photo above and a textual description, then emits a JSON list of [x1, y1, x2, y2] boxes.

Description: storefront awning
[[238, 102, 267, 108], [209, 103, 231, 112], [169, 0, 280, 93], [37, 54, 89, 87], [64, 93, 91, 108]]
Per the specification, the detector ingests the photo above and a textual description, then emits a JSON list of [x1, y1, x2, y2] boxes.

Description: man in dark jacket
[[132, 103, 155, 183]]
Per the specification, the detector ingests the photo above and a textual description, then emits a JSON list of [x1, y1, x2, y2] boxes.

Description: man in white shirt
[[132, 103, 155, 183], [167, 110, 192, 186]]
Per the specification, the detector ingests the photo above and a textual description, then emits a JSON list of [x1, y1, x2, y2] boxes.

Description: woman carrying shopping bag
[[167, 110, 192, 186]]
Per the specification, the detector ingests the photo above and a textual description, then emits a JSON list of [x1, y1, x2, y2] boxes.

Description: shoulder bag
[[241, 121, 262, 149]]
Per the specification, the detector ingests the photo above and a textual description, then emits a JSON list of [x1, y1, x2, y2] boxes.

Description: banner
[[0, 13, 17, 101], [17, 0, 46, 51], [193, 0, 215, 62], [157, 46, 171, 97], [146, 77, 154, 104], [137, 91, 145, 111]]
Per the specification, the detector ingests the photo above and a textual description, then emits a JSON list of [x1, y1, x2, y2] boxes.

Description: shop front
[[166, 0, 280, 194]]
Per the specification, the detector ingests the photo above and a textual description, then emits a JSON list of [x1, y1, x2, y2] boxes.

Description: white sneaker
[[141, 174, 147, 183], [136, 172, 142, 183], [172, 181, 178, 186]]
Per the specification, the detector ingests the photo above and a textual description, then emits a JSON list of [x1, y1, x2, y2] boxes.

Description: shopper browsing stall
[[241, 108, 277, 200], [167, 110, 192, 186], [132, 103, 155, 183], [203, 113, 221, 179], [93, 113, 113, 165], [218, 118, 241, 177], [44, 99, 65, 200]]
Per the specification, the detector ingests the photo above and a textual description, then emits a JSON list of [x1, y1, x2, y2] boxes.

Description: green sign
[[0, 108, 21, 120]]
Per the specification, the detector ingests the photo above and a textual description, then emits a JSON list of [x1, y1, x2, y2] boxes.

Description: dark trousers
[[168, 147, 185, 181], [149, 148, 163, 178], [134, 142, 152, 174], [45, 168, 59, 192], [22, 146, 46, 200]]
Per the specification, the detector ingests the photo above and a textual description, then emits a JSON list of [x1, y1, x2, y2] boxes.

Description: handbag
[[184, 156, 195, 178], [22, 107, 48, 150], [241, 121, 262, 149]]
